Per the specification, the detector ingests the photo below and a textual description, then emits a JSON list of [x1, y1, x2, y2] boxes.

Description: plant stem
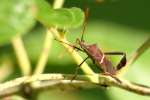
[[1, 73, 150, 97], [33, 0, 65, 75], [118, 37, 150, 76], [127, 37, 150, 65], [11, 35, 31, 76], [34, 30, 53, 74]]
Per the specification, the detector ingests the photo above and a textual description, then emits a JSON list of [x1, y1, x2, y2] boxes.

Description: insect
[[56, 8, 127, 81], [73, 38, 126, 80]]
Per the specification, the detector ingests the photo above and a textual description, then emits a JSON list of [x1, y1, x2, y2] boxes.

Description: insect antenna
[[54, 39, 84, 52], [81, 8, 89, 42]]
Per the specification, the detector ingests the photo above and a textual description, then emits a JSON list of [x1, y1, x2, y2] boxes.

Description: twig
[[11, 35, 31, 75], [118, 37, 150, 76], [127, 37, 150, 66], [0, 73, 150, 98]]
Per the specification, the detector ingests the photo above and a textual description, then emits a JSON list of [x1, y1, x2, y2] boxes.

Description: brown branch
[[0, 73, 150, 98]]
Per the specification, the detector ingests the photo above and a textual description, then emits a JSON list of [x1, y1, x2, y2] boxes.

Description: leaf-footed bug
[[55, 8, 127, 83]]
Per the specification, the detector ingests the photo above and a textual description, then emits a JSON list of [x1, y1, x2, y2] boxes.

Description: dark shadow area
[[64, 0, 150, 32], [74, 88, 111, 100], [33, 86, 111, 100]]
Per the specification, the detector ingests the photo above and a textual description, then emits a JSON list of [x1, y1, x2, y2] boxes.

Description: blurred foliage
[[36, 0, 84, 29], [0, 0, 150, 100], [0, 0, 35, 45], [0, 0, 84, 45]]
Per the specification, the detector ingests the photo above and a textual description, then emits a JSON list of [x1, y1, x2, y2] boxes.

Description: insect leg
[[71, 56, 89, 81], [81, 8, 89, 42], [104, 52, 127, 70], [104, 52, 125, 55]]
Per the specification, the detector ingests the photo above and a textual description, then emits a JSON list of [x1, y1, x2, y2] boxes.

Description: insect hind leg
[[116, 53, 126, 70], [104, 52, 127, 70]]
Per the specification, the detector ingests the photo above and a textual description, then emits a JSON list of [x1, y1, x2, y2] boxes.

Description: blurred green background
[[0, 0, 150, 100]]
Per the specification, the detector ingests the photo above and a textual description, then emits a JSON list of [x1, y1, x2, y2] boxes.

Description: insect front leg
[[71, 56, 89, 81], [104, 52, 127, 70]]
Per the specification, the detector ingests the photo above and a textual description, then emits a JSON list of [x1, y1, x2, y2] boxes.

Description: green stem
[[33, 0, 65, 75], [34, 30, 53, 74], [11, 35, 31, 76], [128, 37, 150, 65]]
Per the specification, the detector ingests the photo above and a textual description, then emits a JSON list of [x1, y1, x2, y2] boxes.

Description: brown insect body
[[77, 39, 116, 75]]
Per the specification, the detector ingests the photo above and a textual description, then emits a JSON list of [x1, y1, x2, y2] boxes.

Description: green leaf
[[35, 0, 84, 29], [53, 7, 84, 28], [0, 0, 35, 45]]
